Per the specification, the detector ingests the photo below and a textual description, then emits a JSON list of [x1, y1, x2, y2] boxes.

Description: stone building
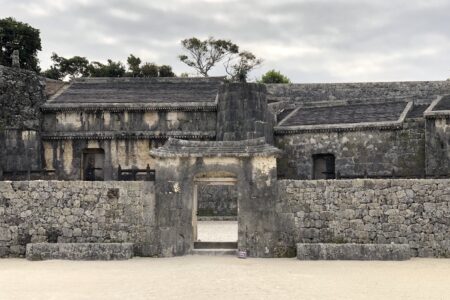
[[0, 64, 449, 258], [2, 65, 449, 181]]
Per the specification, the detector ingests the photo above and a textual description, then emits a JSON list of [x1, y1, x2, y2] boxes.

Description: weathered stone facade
[[424, 96, 450, 177], [277, 179, 450, 257], [0, 181, 156, 257], [0, 66, 46, 174], [276, 120, 425, 179], [151, 138, 281, 257], [217, 83, 274, 143]]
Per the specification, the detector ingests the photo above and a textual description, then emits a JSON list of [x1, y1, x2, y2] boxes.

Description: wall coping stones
[[296, 243, 411, 260], [150, 137, 282, 158], [26, 243, 134, 261]]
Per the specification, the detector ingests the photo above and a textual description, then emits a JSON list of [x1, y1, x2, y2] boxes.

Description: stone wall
[[40, 109, 216, 180], [275, 120, 425, 179], [0, 66, 46, 173], [197, 184, 238, 216], [425, 117, 450, 176], [42, 110, 217, 134], [267, 81, 450, 104], [0, 66, 46, 130], [42, 139, 167, 180], [277, 179, 450, 257], [217, 83, 274, 143], [0, 181, 157, 257]]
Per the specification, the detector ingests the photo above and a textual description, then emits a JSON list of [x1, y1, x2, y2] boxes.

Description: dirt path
[[0, 257, 449, 300]]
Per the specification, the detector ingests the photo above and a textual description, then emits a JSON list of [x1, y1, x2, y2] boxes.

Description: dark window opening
[[313, 154, 335, 180], [82, 149, 105, 181]]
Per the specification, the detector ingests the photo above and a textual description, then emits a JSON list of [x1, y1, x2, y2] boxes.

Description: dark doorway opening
[[82, 149, 105, 181], [313, 154, 336, 179]]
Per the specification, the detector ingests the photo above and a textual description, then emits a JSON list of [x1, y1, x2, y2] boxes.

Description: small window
[[313, 154, 335, 179], [82, 149, 105, 181]]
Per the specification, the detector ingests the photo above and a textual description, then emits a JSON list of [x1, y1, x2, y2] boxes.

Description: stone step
[[296, 243, 411, 261], [194, 241, 238, 249], [191, 249, 237, 256], [26, 243, 134, 261], [197, 216, 238, 221]]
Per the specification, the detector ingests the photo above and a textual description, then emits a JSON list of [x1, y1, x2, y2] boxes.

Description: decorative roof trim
[[41, 131, 216, 140], [275, 102, 412, 134], [41, 102, 217, 112]]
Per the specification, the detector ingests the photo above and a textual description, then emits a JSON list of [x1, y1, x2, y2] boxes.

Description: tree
[[43, 53, 89, 80], [259, 69, 291, 84], [87, 59, 126, 77], [178, 37, 238, 76], [41, 66, 61, 80], [141, 63, 158, 77], [0, 17, 42, 72], [159, 65, 175, 77], [225, 51, 262, 82], [127, 54, 141, 77]]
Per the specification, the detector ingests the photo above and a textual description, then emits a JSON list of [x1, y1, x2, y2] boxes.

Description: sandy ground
[[0, 257, 449, 300], [197, 221, 237, 242]]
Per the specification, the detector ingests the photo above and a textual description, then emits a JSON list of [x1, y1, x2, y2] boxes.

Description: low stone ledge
[[296, 243, 411, 261], [26, 243, 134, 261]]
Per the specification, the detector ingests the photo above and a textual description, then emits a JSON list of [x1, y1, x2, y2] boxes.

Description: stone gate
[[150, 137, 282, 257]]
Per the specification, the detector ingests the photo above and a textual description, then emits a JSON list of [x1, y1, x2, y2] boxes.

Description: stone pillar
[[216, 83, 274, 143]]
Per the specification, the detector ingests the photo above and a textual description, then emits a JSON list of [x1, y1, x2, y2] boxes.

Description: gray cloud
[[1, 0, 449, 82]]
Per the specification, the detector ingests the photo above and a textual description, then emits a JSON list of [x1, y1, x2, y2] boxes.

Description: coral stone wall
[[275, 120, 425, 179], [0, 66, 46, 173], [266, 81, 450, 104], [0, 66, 45, 130], [0, 181, 156, 257], [197, 184, 238, 217], [426, 117, 450, 176], [277, 179, 450, 257]]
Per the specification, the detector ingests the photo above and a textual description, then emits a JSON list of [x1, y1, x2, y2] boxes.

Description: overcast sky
[[1, 0, 449, 82]]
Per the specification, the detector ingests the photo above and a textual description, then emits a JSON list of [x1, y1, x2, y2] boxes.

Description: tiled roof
[[49, 77, 223, 104], [406, 104, 429, 119], [278, 102, 408, 127], [150, 137, 282, 158], [433, 95, 450, 111]]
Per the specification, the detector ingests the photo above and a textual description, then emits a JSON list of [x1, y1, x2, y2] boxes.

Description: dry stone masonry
[[0, 181, 156, 257], [277, 179, 450, 257]]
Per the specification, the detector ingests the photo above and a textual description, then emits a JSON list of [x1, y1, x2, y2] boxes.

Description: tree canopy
[[87, 59, 126, 77], [0, 17, 42, 72], [42, 53, 89, 80], [259, 69, 291, 84], [41, 53, 176, 80], [127, 54, 141, 77], [178, 36, 262, 82], [178, 37, 239, 77], [225, 51, 263, 82], [141, 62, 159, 77]]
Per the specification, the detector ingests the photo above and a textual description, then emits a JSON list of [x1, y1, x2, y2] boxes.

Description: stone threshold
[[197, 216, 237, 221]]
